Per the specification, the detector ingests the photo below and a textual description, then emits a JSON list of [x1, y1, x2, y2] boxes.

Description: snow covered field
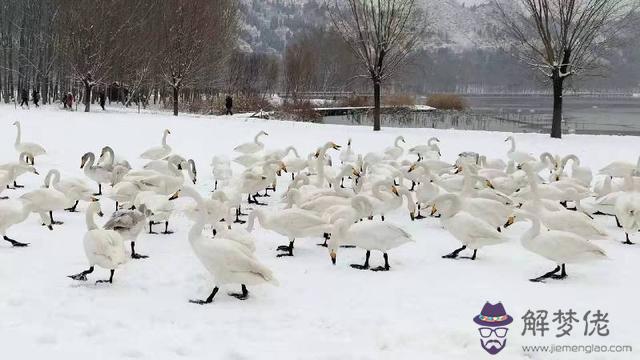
[[0, 105, 638, 360]]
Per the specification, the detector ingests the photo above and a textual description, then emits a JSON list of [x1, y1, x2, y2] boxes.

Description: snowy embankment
[[0, 105, 638, 360]]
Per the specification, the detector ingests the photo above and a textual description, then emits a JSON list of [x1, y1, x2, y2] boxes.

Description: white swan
[[140, 129, 172, 160], [181, 186, 278, 304], [211, 155, 232, 190], [134, 191, 177, 234], [246, 208, 332, 257], [505, 136, 535, 164], [384, 136, 406, 160], [559, 154, 592, 187], [98, 146, 131, 171], [81, 152, 113, 195], [515, 200, 608, 240], [44, 169, 96, 212], [614, 192, 640, 245], [431, 194, 506, 260], [517, 211, 606, 282], [104, 205, 149, 259], [0, 166, 38, 199], [13, 121, 46, 164], [409, 137, 441, 161], [0, 152, 37, 188], [0, 198, 53, 247], [234, 130, 268, 154], [599, 156, 640, 178], [19, 177, 69, 226], [327, 219, 413, 271], [68, 201, 127, 284], [340, 138, 357, 165]]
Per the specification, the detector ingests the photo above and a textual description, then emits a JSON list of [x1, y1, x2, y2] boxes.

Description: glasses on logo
[[478, 327, 509, 338]]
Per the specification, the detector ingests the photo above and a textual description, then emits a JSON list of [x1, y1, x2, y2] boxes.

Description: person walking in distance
[[98, 90, 106, 110], [32, 90, 40, 107], [20, 89, 29, 108], [225, 95, 233, 115]]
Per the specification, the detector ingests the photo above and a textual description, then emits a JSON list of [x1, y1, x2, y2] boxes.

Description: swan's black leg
[[68, 266, 94, 281], [3, 235, 29, 247], [130, 241, 148, 259], [13, 181, 24, 189], [442, 245, 467, 259], [276, 241, 294, 257], [234, 208, 246, 224], [551, 264, 568, 280], [96, 269, 115, 284], [530, 265, 561, 282], [253, 194, 267, 206], [228, 284, 249, 300], [115, 201, 119, 211], [461, 249, 478, 260], [615, 216, 622, 228], [190, 286, 219, 305], [162, 221, 173, 234], [65, 200, 79, 212], [410, 181, 416, 191], [50, 211, 63, 225], [0, 196, 8, 200], [381, 215, 385, 221], [214, 180, 218, 190], [238, 206, 248, 216], [317, 233, 330, 247], [623, 233, 635, 245], [497, 227, 502, 233], [351, 250, 370, 270], [371, 253, 390, 271], [148, 221, 158, 234], [415, 204, 426, 219], [93, 184, 102, 196], [262, 189, 271, 197]]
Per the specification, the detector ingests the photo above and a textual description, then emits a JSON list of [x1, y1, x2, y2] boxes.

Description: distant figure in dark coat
[[32, 90, 40, 107], [66, 92, 74, 110], [98, 91, 106, 110], [225, 95, 233, 115], [20, 89, 29, 108], [62, 93, 68, 109]]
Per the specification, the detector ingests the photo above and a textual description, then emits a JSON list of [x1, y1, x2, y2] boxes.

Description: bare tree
[[57, 0, 139, 112], [327, 0, 422, 131], [151, 0, 239, 116], [494, 0, 639, 138]]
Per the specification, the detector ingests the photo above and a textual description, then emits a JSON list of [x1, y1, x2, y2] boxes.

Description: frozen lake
[[323, 95, 640, 135]]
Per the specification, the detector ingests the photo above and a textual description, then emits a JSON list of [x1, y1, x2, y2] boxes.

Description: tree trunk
[[84, 81, 92, 112], [551, 73, 563, 139], [173, 86, 179, 116], [373, 79, 381, 131]]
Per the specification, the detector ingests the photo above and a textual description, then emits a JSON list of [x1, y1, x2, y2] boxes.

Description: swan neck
[[86, 207, 98, 230], [162, 132, 168, 146], [523, 216, 541, 243], [15, 123, 21, 146], [508, 137, 515, 152]]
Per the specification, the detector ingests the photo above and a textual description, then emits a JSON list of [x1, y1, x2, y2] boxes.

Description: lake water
[[322, 95, 640, 135]]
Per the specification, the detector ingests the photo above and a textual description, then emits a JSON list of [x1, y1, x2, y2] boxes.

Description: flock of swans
[[1, 120, 640, 304]]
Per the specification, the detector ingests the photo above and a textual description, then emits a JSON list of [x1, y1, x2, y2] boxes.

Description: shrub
[[383, 94, 416, 107], [339, 95, 371, 108], [426, 94, 468, 111], [274, 100, 322, 122]]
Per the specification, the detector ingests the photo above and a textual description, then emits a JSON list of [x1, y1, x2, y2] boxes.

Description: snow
[[0, 105, 639, 359]]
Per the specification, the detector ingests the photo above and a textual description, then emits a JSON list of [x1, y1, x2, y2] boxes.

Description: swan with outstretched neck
[[13, 121, 46, 165]]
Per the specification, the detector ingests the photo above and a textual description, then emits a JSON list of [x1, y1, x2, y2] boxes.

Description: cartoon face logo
[[473, 302, 513, 355]]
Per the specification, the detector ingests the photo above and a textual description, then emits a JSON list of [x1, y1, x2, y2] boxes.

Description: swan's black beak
[[408, 164, 416, 173], [330, 250, 336, 265], [430, 206, 438, 216], [504, 216, 515, 228], [169, 191, 180, 200], [98, 211, 104, 217], [34, 170, 40, 175], [410, 212, 415, 221], [192, 178, 197, 184]]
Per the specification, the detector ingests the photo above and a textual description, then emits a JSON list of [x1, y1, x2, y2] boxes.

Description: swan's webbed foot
[[234, 218, 246, 224], [442, 245, 467, 259], [65, 201, 79, 212], [351, 250, 370, 270], [460, 249, 478, 260], [148, 221, 158, 234], [3, 236, 29, 247], [317, 233, 330, 247], [93, 184, 102, 197], [529, 265, 561, 283], [0, 196, 9, 200], [370, 253, 390, 271], [340, 245, 356, 248], [190, 287, 219, 304], [131, 252, 149, 259], [13, 182, 24, 189], [228, 285, 249, 300], [623, 233, 635, 245], [68, 266, 94, 281], [414, 213, 427, 220], [276, 244, 294, 257], [95, 270, 115, 284]]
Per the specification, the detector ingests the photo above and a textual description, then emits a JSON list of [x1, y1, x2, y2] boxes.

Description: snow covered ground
[[0, 105, 638, 359]]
